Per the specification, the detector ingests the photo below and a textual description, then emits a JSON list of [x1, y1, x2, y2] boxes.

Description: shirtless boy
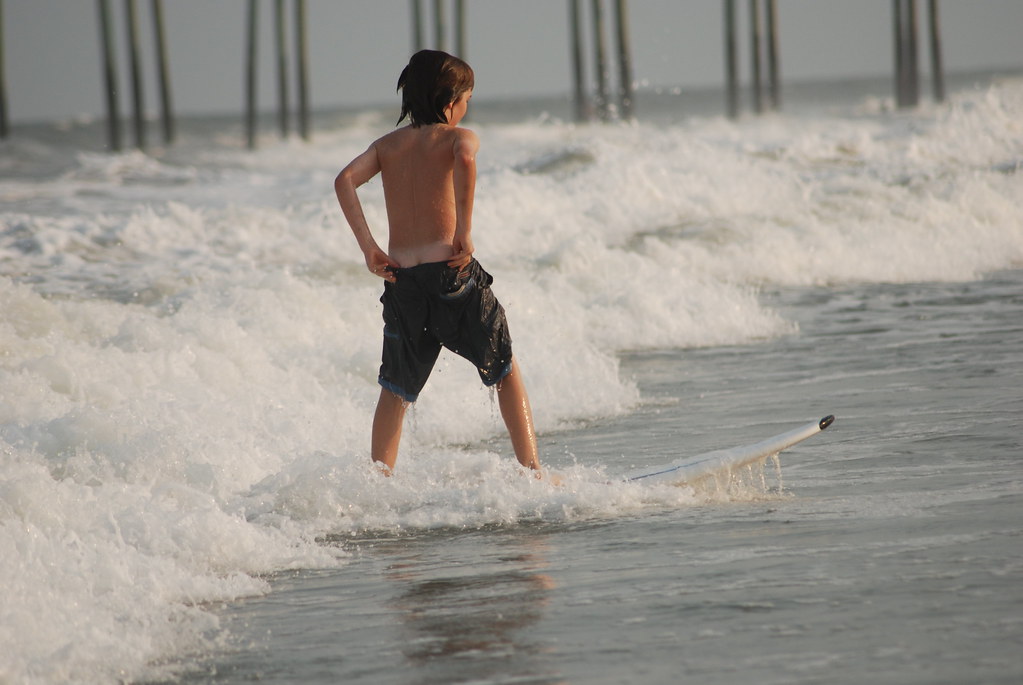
[[335, 50, 543, 476]]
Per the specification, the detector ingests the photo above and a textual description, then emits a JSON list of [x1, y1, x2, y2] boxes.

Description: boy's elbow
[[334, 169, 354, 195], [455, 152, 476, 174]]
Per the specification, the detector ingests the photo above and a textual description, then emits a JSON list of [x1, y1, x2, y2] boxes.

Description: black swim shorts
[[378, 258, 513, 402]]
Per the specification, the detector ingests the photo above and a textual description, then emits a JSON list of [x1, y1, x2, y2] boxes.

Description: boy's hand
[[447, 234, 474, 269], [366, 247, 399, 282]]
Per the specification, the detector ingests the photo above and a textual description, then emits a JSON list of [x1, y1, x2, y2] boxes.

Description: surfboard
[[624, 415, 835, 486]]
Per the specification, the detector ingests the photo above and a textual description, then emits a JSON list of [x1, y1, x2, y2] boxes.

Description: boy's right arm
[[335, 144, 399, 282]]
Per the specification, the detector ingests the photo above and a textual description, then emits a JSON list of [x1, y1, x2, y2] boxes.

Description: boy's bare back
[[375, 123, 478, 266], [334, 93, 478, 281]]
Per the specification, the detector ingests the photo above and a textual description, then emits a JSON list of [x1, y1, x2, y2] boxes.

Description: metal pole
[[246, 0, 258, 149], [410, 0, 424, 53], [125, 0, 146, 150], [569, 0, 591, 122], [749, 0, 763, 115], [432, 0, 445, 51], [614, 0, 634, 120], [295, 0, 310, 140], [0, 0, 8, 139], [766, 0, 780, 110], [151, 0, 174, 143], [928, 0, 944, 102], [97, 0, 122, 151], [275, 0, 289, 137], [591, 0, 610, 121], [724, 0, 739, 119]]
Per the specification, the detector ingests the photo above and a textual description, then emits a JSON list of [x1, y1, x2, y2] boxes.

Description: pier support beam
[[749, 0, 763, 114], [432, 0, 446, 52], [0, 0, 8, 139], [295, 0, 309, 140], [245, 0, 258, 149], [766, 0, 780, 110], [927, 0, 945, 102], [275, 0, 289, 137], [590, 0, 611, 120], [410, 0, 424, 53], [614, 0, 634, 120], [151, 0, 175, 144], [724, 0, 739, 119], [569, 0, 591, 121], [125, 0, 146, 150], [893, 0, 920, 108], [97, 0, 122, 151]]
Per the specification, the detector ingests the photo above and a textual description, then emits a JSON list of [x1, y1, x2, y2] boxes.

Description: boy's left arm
[[448, 129, 480, 269]]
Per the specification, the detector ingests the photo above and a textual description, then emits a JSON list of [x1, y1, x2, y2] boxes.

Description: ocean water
[[2, 74, 1022, 684]]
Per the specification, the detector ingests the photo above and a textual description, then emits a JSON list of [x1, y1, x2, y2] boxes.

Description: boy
[[335, 50, 543, 476]]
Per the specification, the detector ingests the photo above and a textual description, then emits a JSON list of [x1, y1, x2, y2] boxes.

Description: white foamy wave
[[1, 78, 1022, 682]]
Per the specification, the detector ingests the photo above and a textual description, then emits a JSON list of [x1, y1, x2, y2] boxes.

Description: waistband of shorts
[[392, 259, 468, 274]]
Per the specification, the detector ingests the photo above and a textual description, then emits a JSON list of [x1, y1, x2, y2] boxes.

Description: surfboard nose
[[819, 415, 835, 430]]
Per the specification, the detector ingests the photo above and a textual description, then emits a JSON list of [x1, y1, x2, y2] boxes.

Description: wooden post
[[614, 0, 634, 120], [151, 0, 174, 143], [97, 0, 122, 151], [724, 0, 739, 119], [591, 0, 610, 121], [410, 0, 424, 53], [569, 0, 591, 122], [275, 0, 289, 137], [295, 0, 310, 140], [454, 0, 466, 58], [906, 0, 919, 106], [927, 0, 944, 102], [125, 0, 146, 150], [432, 0, 446, 51], [766, 0, 780, 110], [245, 0, 258, 149], [0, 0, 8, 139], [894, 0, 920, 108], [749, 0, 763, 114]]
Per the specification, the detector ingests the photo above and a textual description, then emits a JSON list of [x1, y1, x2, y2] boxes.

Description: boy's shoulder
[[373, 124, 477, 152]]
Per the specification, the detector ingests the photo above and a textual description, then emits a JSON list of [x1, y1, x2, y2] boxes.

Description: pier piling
[[569, 0, 592, 121], [97, 0, 122, 151], [894, 0, 921, 108], [749, 0, 763, 114], [927, 0, 945, 102], [245, 0, 258, 149], [275, 0, 290, 137], [295, 0, 309, 140], [151, 0, 175, 144], [433, 0, 446, 53], [766, 0, 780, 110], [590, 0, 611, 120], [125, 0, 146, 150], [0, 0, 8, 139], [724, 0, 739, 119], [410, 0, 424, 53], [614, 0, 634, 120]]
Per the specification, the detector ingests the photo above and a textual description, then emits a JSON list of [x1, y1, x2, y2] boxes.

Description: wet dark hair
[[396, 50, 474, 127]]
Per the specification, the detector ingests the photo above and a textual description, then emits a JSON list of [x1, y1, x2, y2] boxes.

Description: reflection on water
[[380, 528, 565, 685]]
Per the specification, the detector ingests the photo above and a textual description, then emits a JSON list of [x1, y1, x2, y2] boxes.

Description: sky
[[4, 0, 1023, 124]]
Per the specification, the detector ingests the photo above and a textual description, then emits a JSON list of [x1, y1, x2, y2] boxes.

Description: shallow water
[[157, 270, 1023, 685]]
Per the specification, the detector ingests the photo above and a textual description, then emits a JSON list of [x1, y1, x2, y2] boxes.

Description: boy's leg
[[496, 359, 540, 471], [372, 388, 407, 472]]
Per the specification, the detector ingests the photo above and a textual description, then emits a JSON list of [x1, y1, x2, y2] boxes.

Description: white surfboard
[[624, 415, 835, 486]]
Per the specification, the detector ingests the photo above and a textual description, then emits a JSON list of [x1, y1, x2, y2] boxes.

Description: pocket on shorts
[[439, 266, 476, 301]]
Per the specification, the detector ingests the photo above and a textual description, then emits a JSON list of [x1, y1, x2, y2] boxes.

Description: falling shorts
[[378, 258, 513, 402]]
